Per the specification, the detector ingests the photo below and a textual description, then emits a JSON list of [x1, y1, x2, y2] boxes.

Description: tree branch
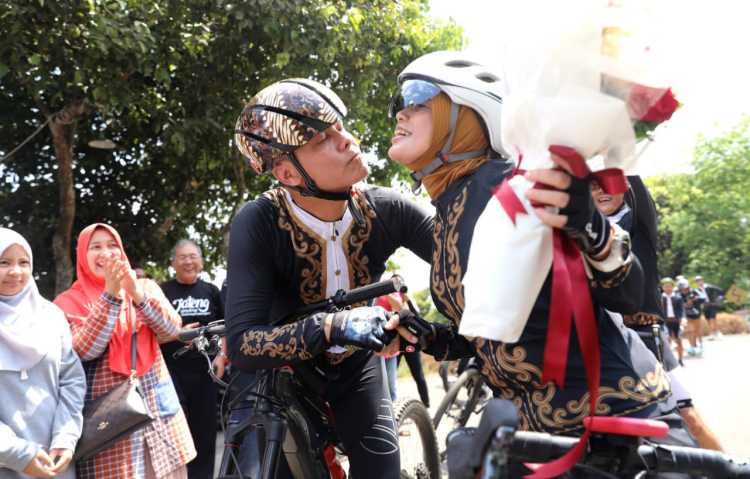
[[33, 96, 53, 118]]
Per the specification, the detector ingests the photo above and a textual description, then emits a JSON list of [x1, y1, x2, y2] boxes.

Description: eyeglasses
[[388, 80, 442, 118], [176, 254, 200, 262], [591, 180, 602, 192]]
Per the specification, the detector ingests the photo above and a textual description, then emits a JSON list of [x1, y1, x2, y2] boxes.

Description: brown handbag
[[74, 323, 156, 462]]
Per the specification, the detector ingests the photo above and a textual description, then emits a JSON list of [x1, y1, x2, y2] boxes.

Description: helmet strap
[[409, 101, 487, 194], [282, 152, 366, 226]]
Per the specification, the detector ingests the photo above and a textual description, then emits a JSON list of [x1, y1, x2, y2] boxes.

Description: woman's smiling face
[[86, 229, 122, 278], [388, 100, 433, 166], [0, 244, 31, 296]]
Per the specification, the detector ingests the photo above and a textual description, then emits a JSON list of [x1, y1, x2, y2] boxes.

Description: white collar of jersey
[[284, 190, 353, 239], [607, 206, 630, 224]]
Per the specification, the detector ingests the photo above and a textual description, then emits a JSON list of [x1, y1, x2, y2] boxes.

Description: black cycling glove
[[326, 306, 393, 352], [560, 174, 611, 256], [387, 309, 436, 352]]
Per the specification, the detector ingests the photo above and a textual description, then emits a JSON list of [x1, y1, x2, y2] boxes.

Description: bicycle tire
[[432, 368, 485, 465], [395, 398, 441, 479], [433, 368, 484, 430]]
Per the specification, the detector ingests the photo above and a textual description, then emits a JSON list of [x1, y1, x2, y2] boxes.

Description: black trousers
[[261, 351, 400, 479], [170, 367, 217, 479], [397, 351, 431, 407]]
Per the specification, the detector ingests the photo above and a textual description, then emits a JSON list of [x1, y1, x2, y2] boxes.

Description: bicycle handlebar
[[178, 321, 226, 342], [641, 444, 750, 478], [508, 431, 750, 478], [177, 278, 406, 343], [271, 277, 406, 326]]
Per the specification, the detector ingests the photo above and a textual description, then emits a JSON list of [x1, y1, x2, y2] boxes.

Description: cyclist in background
[[226, 79, 434, 478], [679, 278, 706, 355], [392, 273, 432, 411], [696, 276, 724, 340], [594, 176, 725, 451]]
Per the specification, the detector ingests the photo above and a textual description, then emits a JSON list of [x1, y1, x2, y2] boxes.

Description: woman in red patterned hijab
[[55, 223, 158, 375], [54, 224, 196, 478]]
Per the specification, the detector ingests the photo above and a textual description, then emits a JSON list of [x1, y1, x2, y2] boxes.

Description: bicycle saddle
[[446, 399, 519, 479], [289, 355, 341, 396]]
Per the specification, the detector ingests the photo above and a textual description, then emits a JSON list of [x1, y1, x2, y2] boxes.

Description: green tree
[[645, 115, 750, 293], [412, 286, 449, 324], [0, 0, 464, 297]]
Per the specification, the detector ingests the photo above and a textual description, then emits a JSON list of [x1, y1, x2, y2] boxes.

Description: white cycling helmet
[[389, 51, 510, 192], [676, 279, 690, 290]]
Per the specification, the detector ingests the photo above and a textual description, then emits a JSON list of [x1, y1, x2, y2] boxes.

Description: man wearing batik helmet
[[226, 79, 434, 478]]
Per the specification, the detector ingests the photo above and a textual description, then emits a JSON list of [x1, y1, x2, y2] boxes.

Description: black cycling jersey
[[618, 176, 665, 327], [681, 290, 704, 319], [225, 185, 433, 372], [422, 160, 678, 436]]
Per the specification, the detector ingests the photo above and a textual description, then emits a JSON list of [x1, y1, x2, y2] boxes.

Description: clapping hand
[[102, 253, 131, 297], [119, 263, 145, 304]]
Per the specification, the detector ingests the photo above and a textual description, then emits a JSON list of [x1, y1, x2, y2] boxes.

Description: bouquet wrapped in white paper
[[460, 4, 680, 343]]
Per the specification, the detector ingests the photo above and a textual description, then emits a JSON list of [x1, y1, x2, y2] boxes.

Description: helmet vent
[[444, 60, 477, 68], [476, 74, 500, 83]]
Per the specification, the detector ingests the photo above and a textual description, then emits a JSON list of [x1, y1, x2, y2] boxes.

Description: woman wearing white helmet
[[384, 50, 699, 474]]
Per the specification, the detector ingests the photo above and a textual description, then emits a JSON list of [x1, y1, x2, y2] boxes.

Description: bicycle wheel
[[395, 398, 441, 479], [432, 368, 485, 463]]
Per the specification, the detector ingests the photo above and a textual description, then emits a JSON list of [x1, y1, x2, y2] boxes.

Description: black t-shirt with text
[[160, 278, 225, 370]]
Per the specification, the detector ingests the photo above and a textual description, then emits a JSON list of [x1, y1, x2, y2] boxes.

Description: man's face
[[172, 243, 202, 285], [291, 121, 369, 193], [592, 180, 625, 217], [663, 283, 673, 294], [134, 267, 147, 279], [696, 279, 705, 288]]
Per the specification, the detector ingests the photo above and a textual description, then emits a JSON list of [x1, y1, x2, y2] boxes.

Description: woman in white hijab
[[0, 228, 85, 478]]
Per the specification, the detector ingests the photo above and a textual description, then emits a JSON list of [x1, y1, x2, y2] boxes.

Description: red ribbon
[[494, 178, 526, 225], [549, 145, 629, 196], [494, 145, 627, 479]]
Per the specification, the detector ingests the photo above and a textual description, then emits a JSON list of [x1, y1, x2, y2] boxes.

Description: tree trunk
[[220, 147, 247, 260], [42, 99, 84, 295]]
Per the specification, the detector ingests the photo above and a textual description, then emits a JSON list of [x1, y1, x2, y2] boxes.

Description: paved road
[[214, 333, 750, 476], [672, 333, 750, 456]]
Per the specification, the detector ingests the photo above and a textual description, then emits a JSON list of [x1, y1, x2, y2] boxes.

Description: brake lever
[[172, 343, 194, 359]]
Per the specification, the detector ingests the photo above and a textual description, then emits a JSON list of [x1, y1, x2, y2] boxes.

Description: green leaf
[[93, 87, 107, 101], [0, 63, 8, 79], [28, 54, 41, 65], [276, 51, 290, 67]]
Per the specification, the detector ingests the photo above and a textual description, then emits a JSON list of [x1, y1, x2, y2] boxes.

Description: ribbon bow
[[493, 145, 629, 479]]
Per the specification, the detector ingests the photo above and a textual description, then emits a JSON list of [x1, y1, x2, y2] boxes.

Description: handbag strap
[[130, 316, 138, 380]]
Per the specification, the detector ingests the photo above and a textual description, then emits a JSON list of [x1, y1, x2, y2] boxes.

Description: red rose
[[626, 85, 679, 123], [642, 88, 679, 123]]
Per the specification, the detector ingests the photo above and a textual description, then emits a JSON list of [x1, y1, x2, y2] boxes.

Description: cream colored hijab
[[0, 228, 61, 375]]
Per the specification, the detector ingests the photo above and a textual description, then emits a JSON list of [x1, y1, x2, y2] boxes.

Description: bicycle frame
[[190, 278, 409, 478], [219, 366, 343, 479]]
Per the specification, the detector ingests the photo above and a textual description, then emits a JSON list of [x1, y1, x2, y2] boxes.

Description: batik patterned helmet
[[234, 78, 348, 173]]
